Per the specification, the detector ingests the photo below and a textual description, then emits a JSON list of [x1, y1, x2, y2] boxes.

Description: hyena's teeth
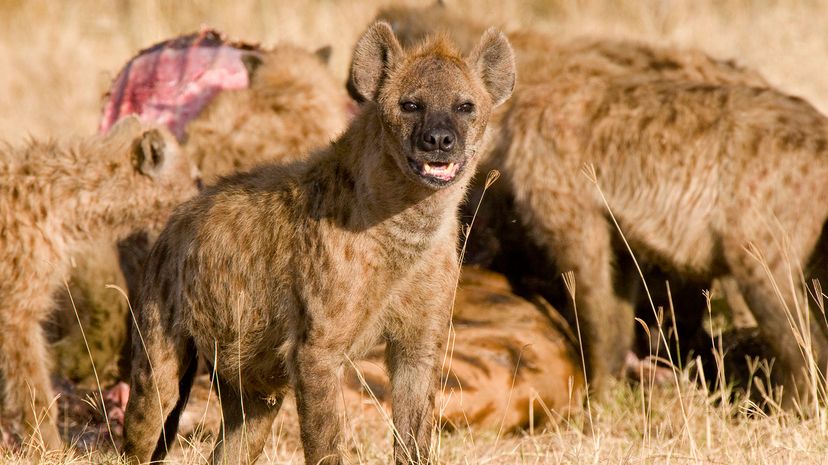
[[424, 162, 458, 179]]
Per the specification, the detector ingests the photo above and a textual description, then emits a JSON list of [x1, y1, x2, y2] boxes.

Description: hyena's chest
[[296, 235, 431, 354]]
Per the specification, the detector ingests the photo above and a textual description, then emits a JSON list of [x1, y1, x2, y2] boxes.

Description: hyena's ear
[[106, 114, 143, 139], [241, 53, 264, 81], [467, 28, 516, 107], [314, 45, 333, 65], [134, 128, 172, 180], [349, 21, 403, 103]]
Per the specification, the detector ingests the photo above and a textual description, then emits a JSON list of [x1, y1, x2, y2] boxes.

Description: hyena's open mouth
[[407, 157, 466, 185]]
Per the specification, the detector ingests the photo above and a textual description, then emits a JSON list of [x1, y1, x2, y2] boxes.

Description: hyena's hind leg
[[211, 376, 284, 465], [723, 225, 828, 409], [122, 294, 198, 463]]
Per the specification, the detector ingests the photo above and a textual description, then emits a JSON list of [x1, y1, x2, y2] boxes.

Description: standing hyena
[[122, 22, 515, 465], [499, 75, 828, 405], [0, 116, 198, 450]]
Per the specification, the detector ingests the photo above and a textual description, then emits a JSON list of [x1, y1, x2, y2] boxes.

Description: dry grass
[[3, 0, 828, 463]]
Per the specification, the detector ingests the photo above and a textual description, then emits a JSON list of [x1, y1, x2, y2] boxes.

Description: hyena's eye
[[456, 102, 475, 113], [400, 101, 420, 112]]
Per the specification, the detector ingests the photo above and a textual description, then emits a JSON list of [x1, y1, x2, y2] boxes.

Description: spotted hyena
[[0, 116, 198, 450], [368, 2, 780, 393], [498, 74, 828, 405], [122, 22, 515, 465], [51, 34, 352, 390]]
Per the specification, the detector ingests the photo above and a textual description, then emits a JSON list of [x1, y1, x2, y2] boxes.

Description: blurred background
[[0, 0, 826, 143]]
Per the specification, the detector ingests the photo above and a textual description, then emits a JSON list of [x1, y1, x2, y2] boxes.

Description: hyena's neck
[[48, 157, 174, 249], [334, 105, 468, 240]]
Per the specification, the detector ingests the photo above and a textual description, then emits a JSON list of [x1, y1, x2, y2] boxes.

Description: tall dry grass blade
[[492, 343, 529, 452], [235, 293, 250, 463], [562, 270, 595, 443], [435, 169, 502, 463]]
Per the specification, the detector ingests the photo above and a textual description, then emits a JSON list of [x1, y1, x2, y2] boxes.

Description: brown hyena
[[498, 74, 828, 405], [51, 36, 352, 390], [369, 2, 776, 391], [122, 22, 515, 465], [0, 116, 198, 450]]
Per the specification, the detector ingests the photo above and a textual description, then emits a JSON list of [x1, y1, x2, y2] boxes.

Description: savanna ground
[[3, 0, 828, 463]]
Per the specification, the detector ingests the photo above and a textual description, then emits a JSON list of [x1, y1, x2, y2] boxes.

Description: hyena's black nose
[[420, 128, 455, 152]]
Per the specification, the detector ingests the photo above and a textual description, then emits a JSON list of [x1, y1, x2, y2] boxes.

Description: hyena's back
[[376, 3, 767, 89], [586, 82, 828, 271]]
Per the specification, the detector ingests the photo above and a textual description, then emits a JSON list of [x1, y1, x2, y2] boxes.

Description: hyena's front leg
[[385, 281, 453, 465], [0, 297, 62, 451], [385, 337, 443, 465], [293, 343, 345, 465]]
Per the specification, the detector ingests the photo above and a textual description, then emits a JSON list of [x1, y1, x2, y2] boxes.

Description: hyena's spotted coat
[[123, 23, 516, 465]]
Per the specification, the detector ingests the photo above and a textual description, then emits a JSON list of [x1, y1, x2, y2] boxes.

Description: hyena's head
[[231, 44, 353, 145], [104, 116, 201, 225], [349, 21, 515, 189]]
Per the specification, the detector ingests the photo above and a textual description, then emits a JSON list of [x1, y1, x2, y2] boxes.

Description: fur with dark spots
[[123, 24, 514, 465]]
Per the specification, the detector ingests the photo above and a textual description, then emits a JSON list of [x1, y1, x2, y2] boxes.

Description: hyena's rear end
[[123, 22, 515, 465]]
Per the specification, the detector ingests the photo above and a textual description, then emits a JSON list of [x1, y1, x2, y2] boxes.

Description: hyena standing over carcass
[[0, 117, 198, 450], [123, 22, 515, 465]]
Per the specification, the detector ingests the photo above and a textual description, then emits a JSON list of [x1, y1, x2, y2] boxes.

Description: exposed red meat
[[99, 28, 260, 141]]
